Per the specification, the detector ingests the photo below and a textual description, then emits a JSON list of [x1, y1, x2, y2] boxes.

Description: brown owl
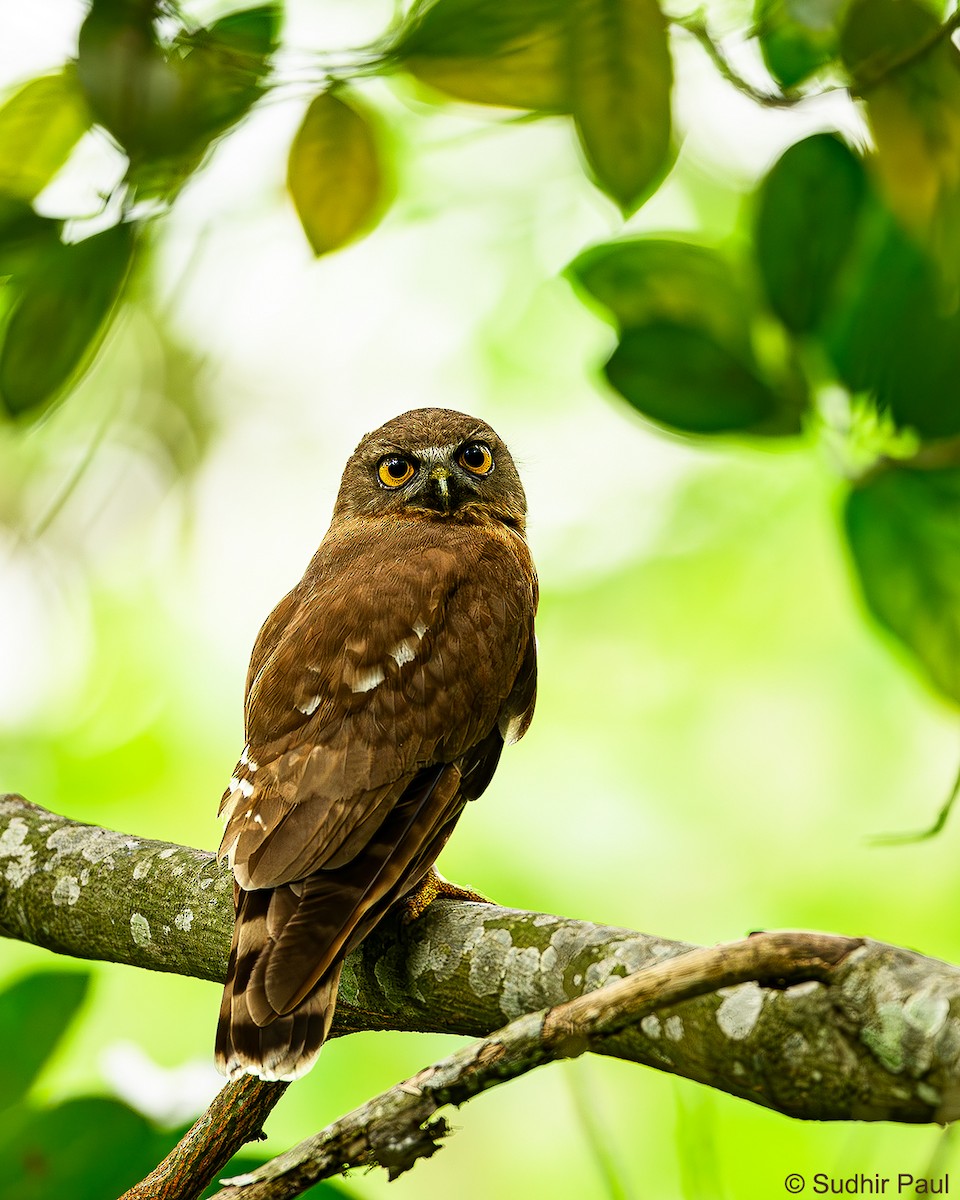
[[216, 407, 538, 1080]]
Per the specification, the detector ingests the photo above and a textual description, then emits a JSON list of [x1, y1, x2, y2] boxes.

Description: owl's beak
[[428, 465, 451, 512]]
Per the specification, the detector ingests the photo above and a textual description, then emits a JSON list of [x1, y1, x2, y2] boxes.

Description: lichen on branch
[[2, 791, 960, 1137]]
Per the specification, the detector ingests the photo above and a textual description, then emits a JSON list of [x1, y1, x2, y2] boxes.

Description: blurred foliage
[[0, 0, 957, 700], [846, 465, 960, 703], [2, 0, 960, 1196], [0, 970, 351, 1199], [0, 969, 174, 1198]]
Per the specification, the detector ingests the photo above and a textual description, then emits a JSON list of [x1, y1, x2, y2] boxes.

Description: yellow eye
[[458, 442, 494, 476], [377, 456, 415, 488]]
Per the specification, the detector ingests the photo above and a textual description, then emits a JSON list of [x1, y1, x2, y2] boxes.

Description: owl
[[215, 408, 538, 1081]]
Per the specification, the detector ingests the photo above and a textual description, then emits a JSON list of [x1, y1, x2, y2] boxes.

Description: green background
[[1, 1, 958, 1196]]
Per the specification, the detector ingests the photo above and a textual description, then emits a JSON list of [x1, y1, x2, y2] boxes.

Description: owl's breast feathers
[[216, 513, 537, 1080]]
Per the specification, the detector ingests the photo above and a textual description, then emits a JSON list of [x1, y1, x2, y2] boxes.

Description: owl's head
[[333, 408, 527, 531]]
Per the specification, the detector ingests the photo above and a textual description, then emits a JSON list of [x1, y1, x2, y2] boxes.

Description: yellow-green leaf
[[395, 0, 568, 110], [840, 0, 960, 232], [287, 90, 386, 257], [0, 70, 90, 201], [404, 35, 567, 110], [568, 0, 673, 213]]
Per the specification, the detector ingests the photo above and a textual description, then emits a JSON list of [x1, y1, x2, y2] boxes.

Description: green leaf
[[571, 238, 806, 435], [840, 0, 960, 234], [76, 1, 175, 156], [568, 0, 673, 213], [205, 4, 281, 59], [569, 238, 754, 352], [394, 0, 568, 110], [827, 215, 960, 441], [398, 0, 558, 58], [845, 465, 960, 703], [394, 0, 675, 203], [839, 0, 937, 80], [0, 199, 60, 278], [604, 322, 785, 435], [755, 133, 866, 332], [754, 0, 847, 88], [78, 2, 278, 198], [0, 222, 135, 418], [0, 70, 91, 201], [287, 90, 387, 256], [178, 4, 280, 142], [0, 971, 90, 1114], [0, 1097, 162, 1199]]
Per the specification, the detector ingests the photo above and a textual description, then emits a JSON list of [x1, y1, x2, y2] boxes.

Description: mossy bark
[[2, 793, 959, 1125]]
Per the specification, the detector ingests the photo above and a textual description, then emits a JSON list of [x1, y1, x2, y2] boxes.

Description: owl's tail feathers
[[215, 884, 341, 1082]]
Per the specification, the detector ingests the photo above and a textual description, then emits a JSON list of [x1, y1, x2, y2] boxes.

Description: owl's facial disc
[[375, 442, 492, 514], [335, 410, 526, 532]]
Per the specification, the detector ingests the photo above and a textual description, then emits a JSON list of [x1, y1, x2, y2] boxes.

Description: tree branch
[[210, 931, 866, 1198], [3, 792, 960, 1192], [120, 1075, 288, 1200]]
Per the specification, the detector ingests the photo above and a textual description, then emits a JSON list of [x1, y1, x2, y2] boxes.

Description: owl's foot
[[400, 867, 492, 924]]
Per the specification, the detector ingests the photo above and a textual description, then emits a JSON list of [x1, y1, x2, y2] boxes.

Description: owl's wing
[[216, 527, 535, 1078], [218, 756, 466, 1079], [219, 531, 536, 891]]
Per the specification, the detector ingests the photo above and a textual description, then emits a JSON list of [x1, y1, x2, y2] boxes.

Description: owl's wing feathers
[[259, 760, 463, 1016], [218, 759, 467, 1079], [220, 535, 534, 889], [216, 526, 536, 1077]]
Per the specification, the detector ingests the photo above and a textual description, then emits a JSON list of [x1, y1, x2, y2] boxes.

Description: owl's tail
[[215, 883, 340, 1082]]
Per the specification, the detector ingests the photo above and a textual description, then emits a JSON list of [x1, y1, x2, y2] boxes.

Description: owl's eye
[[377, 456, 415, 488], [458, 442, 494, 476]]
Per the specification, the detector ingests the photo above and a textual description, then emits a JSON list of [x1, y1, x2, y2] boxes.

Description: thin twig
[[672, 6, 960, 109], [671, 12, 810, 108], [850, 9, 960, 94], [871, 758, 960, 845]]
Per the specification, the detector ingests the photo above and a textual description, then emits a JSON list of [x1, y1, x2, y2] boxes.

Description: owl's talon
[[400, 867, 493, 924]]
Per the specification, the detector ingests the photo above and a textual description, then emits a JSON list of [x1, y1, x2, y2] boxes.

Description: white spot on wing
[[390, 636, 419, 667], [501, 712, 524, 744], [220, 833, 240, 868], [239, 746, 258, 772], [350, 665, 386, 693], [413, 618, 428, 639], [297, 695, 321, 716]]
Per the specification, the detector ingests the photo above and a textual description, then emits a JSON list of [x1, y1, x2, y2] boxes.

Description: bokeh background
[[1, 1, 959, 1196]]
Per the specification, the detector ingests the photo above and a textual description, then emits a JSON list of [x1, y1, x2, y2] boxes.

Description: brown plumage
[[215, 408, 538, 1080]]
